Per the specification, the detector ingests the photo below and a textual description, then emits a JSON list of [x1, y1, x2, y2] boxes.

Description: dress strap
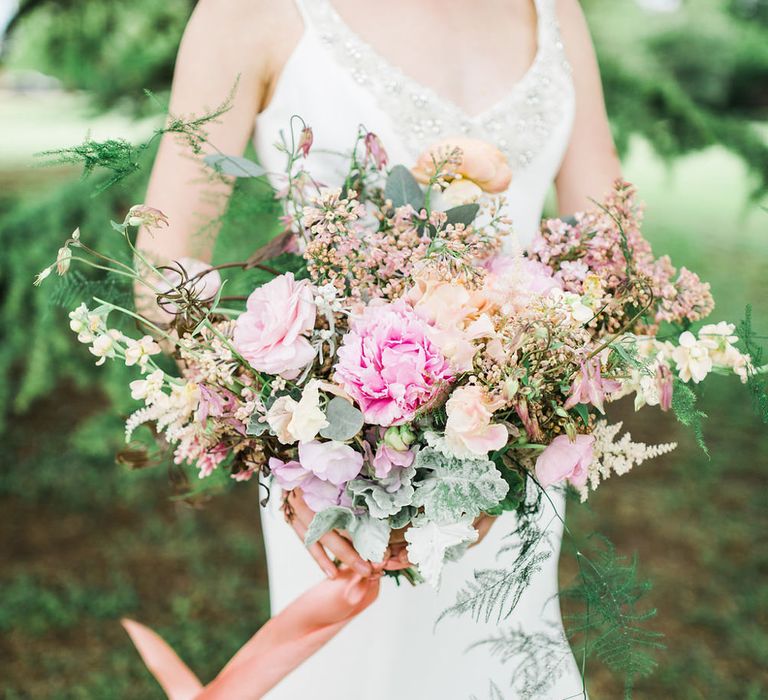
[[534, 0, 567, 55], [291, 0, 313, 27]]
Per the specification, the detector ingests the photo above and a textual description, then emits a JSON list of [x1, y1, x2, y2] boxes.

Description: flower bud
[[398, 424, 417, 446], [56, 246, 72, 275], [298, 126, 313, 158], [34, 266, 52, 286], [504, 377, 519, 400], [383, 426, 408, 451], [364, 132, 388, 169]]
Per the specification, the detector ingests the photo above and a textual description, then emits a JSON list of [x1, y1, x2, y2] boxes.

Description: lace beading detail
[[304, 0, 574, 170]]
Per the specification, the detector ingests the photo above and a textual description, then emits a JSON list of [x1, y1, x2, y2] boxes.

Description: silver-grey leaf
[[319, 397, 364, 442], [412, 447, 509, 523], [304, 506, 356, 547], [204, 153, 266, 178], [350, 515, 390, 562]]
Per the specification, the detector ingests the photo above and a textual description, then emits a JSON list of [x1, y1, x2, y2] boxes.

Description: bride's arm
[[554, 0, 622, 214], [136, 0, 278, 268]]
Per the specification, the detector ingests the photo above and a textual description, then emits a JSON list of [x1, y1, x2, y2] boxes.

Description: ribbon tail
[[122, 570, 380, 700], [121, 618, 203, 700]]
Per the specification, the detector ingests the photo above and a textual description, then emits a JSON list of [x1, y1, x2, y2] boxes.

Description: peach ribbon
[[122, 569, 381, 699]]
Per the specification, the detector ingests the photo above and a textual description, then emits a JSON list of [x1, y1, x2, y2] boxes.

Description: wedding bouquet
[[38, 124, 760, 588]]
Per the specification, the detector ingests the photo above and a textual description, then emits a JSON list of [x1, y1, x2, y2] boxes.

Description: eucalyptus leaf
[[304, 506, 356, 547], [384, 165, 425, 210], [319, 397, 364, 442], [444, 203, 480, 227], [412, 448, 509, 523], [204, 154, 266, 178]]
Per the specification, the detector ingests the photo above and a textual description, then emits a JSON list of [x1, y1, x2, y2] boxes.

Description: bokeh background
[[1, 0, 767, 697]]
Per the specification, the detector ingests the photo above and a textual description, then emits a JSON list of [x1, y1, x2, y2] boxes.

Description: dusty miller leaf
[[304, 506, 355, 547], [412, 447, 509, 523], [350, 515, 390, 562]]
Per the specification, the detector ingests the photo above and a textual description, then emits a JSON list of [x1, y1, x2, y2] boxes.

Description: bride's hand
[[284, 489, 373, 579]]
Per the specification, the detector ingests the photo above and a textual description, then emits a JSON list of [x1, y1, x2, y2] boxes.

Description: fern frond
[[469, 627, 576, 700], [737, 305, 768, 423], [49, 270, 132, 310], [562, 538, 665, 698], [438, 521, 551, 626], [671, 377, 709, 454]]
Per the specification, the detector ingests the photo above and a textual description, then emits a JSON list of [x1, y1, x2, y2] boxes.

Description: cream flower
[[266, 395, 299, 445], [672, 331, 713, 383], [129, 370, 165, 403], [288, 380, 329, 443], [124, 335, 162, 368], [89, 329, 123, 366]]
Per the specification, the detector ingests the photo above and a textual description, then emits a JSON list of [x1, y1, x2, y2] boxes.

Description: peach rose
[[444, 385, 508, 457], [412, 138, 512, 194]]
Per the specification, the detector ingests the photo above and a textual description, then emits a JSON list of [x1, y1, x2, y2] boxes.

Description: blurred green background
[[1, 0, 767, 698]]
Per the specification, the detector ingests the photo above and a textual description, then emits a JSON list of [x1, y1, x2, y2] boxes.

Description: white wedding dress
[[254, 1, 585, 698]]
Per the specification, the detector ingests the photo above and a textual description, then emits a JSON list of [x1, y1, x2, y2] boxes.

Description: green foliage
[[438, 511, 551, 626], [561, 538, 665, 699], [671, 377, 709, 455], [305, 506, 389, 562], [5, 0, 195, 113], [736, 305, 768, 422]]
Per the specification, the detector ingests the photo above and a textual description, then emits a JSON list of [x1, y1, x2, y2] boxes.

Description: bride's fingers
[[319, 530, 373, 577], [291, 518, 338, 579], [287, 489, 371, 576]]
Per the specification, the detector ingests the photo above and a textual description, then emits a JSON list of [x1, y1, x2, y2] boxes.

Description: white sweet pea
[[266, 395, 299, 444], [288, 379, 329, 443], [124, 335, 162, 368], [404, 517, 479, 588], [698, 322, 752, 382], [69, 303, 108, 343], [89, 329, 123, 366], [130, 369, 165, 403], [671, 331, 713, 383]]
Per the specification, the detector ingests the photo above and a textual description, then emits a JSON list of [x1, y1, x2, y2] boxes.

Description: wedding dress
[[254, 1, 585, 697]]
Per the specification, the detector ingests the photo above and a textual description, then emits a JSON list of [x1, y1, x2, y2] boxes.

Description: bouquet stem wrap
[[122, 569, 381, 699]]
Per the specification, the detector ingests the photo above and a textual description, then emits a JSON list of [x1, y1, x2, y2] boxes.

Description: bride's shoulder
[[554, 0, 600, 71], [180, 0, 301, 72]]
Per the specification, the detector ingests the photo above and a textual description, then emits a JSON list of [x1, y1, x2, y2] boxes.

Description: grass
[[1, 89, 767, 698]]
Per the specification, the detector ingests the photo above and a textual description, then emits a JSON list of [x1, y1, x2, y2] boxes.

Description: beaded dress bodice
[[254, 0, 575, 245]]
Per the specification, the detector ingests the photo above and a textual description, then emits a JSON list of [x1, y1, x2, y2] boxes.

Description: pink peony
[[233, 273, 317, 379], [535, 434, 595, 488], [298, 440, 364, 486], [334, 301, 454, 426], [444, 385, 508, 457]]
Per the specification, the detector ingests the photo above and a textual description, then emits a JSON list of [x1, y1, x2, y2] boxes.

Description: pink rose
[[298, 440, 364, 486], [535, 434, 595, 488], [412, 138, 512, 193], [234, 272, 317, 379], [334, 301, 453, 426], [444, 385, 508, 457]]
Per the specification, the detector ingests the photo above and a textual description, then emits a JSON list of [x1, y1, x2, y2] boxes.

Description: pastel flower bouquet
[[38, 123, 764, 590]]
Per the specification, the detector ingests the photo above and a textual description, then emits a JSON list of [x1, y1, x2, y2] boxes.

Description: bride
[[138, 0, 621, 697]]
